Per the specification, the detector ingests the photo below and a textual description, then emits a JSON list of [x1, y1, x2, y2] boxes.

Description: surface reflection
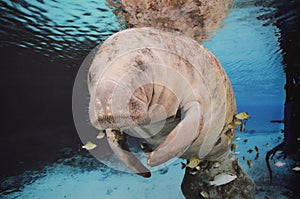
[[0, 0, 120, 66]]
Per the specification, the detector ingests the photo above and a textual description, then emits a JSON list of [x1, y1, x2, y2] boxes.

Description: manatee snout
[[89, 80, 149, 130]]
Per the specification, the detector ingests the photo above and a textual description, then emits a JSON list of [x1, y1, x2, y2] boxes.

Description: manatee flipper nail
[[106, 129, 151, 178], [147, 102, 203, 167]]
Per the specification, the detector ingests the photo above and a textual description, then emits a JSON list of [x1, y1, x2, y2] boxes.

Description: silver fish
[[207, 173, 237, 186], [292, 166, 300, 171], [274, 161, 286, 167]]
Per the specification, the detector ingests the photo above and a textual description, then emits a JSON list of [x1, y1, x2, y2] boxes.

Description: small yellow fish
[[228, 120, 243, 131], [200, 191, 209, 198], [231, 143, 238, 151], [235, 120, 243, 125], [227, 137, 232, 145], [274, 161, 286, 167], [96, 131, 105, 139], [247, 160, 252, 168], [212, 161, 221, 169], [235, 112, 250, 120], [227, 121, 236, 129], [82, 141, 97, 150], [181, 157, 201, 169], [292, 166, 300, 171]]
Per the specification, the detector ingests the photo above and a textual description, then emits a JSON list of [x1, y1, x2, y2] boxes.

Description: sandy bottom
[[1, 131, 299, 199], [232, 132, 297, 199]]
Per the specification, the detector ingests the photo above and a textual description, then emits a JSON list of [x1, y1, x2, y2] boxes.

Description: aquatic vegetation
[[106, 0, 231, 42]]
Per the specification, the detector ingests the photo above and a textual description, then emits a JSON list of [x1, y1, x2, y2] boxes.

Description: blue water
[[0, 0, 292, 198], [205, 6, 285, 106], [204, 3, 285, 134]]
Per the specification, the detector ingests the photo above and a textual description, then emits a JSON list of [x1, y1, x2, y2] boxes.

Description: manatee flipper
[[106, 129, 151, 178], [147, 101, 203, 167]]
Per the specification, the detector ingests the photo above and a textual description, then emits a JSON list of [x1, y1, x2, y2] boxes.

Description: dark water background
[[0, 0, 299, 197], [0, 0, 121, 179]]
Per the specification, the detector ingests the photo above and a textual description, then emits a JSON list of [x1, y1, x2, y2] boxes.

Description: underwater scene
[[0, 0, 299, 198]]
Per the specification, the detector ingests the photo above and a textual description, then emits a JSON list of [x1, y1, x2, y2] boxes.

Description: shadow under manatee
[[0, 0, 120, 180], [0, 46, 82, 179]]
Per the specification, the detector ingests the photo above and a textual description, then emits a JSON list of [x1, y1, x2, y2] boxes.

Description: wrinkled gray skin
[[88, 27, 236, 177]]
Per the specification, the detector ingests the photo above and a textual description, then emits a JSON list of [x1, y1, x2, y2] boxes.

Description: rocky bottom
[[181, 153, 255, 199]]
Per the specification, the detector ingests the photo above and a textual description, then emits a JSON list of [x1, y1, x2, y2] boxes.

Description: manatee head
[[88, 78, 152, 131]]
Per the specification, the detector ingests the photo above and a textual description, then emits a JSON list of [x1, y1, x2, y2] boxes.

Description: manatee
[[87, 27, 236, 177]]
